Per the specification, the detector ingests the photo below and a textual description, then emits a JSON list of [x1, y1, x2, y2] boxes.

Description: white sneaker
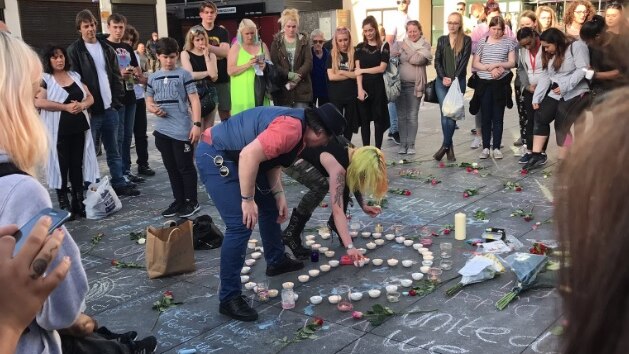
[[515, 144, 527, 157], [398, 146, 407, 154], [479, 148, 490, 159], [493, 149, 503, 159], [470, 136, 481, 149], [406, 147, 416, 155]]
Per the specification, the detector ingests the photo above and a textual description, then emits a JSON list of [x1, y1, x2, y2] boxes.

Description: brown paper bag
[[146, 220, 196, 279]]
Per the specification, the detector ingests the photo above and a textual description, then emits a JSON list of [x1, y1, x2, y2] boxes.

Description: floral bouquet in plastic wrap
[[445, 253, 506, 296], [495, 252, 548, 310]]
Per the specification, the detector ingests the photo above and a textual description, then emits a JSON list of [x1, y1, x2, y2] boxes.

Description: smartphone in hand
[[13, 208, 71, 255]]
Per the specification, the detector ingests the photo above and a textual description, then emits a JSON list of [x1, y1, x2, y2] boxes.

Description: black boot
[[71, 189, 86, 218], [56, 188, 75, 220], [282, 208, 310, 260], [327, 214, 345, 247]]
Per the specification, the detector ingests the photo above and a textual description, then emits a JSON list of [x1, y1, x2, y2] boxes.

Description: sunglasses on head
[[190, 26, 206, 35], [397, 0, 408, 4]]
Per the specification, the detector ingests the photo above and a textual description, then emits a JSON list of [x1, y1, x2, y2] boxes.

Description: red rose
[[515, 187, 522, 192], [313, 317, 324, 326], [521, 169, 528, 175], [409, 289, 417, 296], [472, 169, 479, 174], [524, 216, 532, 222], [443, 229, 451, 235], [431, 179, 438, 185], [111, 259, 119, 266], [439, 162, 446, 168], [164, 290, 174, 298], [466, 167, 472, 173], [463, 192, 469, 198], [403, 190, 411, 196]]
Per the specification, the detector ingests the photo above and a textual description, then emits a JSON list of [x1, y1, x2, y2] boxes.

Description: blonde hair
[[331, 26, 354, 73], [0, 32, 48, 175], [347, 146, 388, 200], [448, 12, 466, 55], [183, 25, 209, 51], [279, 8, 299, 28], [237, 18, 259, 45], [535, 5, 559, 31]]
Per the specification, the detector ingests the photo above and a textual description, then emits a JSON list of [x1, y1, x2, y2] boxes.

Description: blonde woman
[[535, 6, 559, 32], [181, 25, 218, 130], [434, 12, 472, 161], [270, 8, 313, 108], [0, 31, 88, 354], [227, 18, 270, 115], [393, 20, 433, 155], [327, 26, 358, 140]]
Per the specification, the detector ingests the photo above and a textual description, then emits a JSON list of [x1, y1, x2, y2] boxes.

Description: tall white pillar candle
[[454, 212, 466, 240]]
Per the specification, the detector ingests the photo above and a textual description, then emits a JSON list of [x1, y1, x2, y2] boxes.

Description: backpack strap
[[0, 162, 28, 178]]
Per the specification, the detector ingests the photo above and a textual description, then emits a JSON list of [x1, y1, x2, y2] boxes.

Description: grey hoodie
[[0, 153, 88, 354]]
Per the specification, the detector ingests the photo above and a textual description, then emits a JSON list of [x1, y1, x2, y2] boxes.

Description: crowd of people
[[0, 0, 628, 353]]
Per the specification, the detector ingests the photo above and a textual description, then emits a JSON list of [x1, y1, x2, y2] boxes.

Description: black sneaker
[[539, 153, 548, 165], [138, 165, 156, 176], [125, 172, 146, 183], [392, 132, 401, 145], [522, 154, 546, 171], [162, 201, 183, 217], [266, 253, 304, 276], [129, 336, 157, 354], [95, 327, 138, 344], [114, 185, 141, 197], [178, 201, 200, 218], [219, 295, 258, 322], [518, 153, 531, 164], [387, 132, 394, 140]]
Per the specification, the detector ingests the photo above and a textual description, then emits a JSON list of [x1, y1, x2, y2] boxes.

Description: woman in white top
[[516, 27, 546, 165], [470, 16, 516, 160], [523, 28, 590, 171]]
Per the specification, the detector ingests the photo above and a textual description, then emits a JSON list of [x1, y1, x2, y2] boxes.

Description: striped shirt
[[476, 36, 516, 80]]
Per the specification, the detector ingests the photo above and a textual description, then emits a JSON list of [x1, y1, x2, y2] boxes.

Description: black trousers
[[61, 332, 130, 354], [522, 91, 548, 151], [133, 98, 149, 167], [57, 132, 85, 191], [154, 131, 198, 203], [534, 93, 589, 146]]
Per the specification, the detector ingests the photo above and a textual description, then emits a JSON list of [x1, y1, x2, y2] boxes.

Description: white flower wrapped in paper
[[445, 254, 505, 296]]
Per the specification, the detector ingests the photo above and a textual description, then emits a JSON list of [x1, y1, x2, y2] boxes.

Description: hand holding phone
[[13, 208, 71, 256]]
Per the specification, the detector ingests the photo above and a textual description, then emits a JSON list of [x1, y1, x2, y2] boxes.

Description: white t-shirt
[[85, 41, 113, 109], [385, 11, 413, 42]]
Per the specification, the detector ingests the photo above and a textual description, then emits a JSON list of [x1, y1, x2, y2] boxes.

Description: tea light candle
[[310, 295, 323, 304], [241, 266, 251, 274], [366, 242, 377, 250], [311, 243, 321, 250], [385, 285, 398, 293], [455, 212, 467, 240], [240, 275, 250, 283], [350, 292, 363, 301], [320, 233, 331, 240], [298, 275, 310, 283], [368, 289, 382, 298], [412, 243, 422, 250], [282, 282, 294, 289], [328, 295, 341, 304], [319, 264, 331, 272], [268, 289, 279, 298], [385, 233, 395, 240], [361, 231, 371, 238], [420, 266, 430, 273], [424, 255, 434, 261], [403, 239, 414, 247], [251, 252, 262, 259], [374, 239, 385, 246], [349, 230, 359, 238], [400, 279, 413, 287], [309, 269, 320, 277], [372, 232, 382, 239], [305, 240, 316, 247], [329, 260, 340, 267], [387, 291, 400, 303], [244, 282, 256, 290], [395, 236, 406, 244], [305, 234, 316, 241], [324, 250, 335, 258], [402, 260, 413, 267], [244, 259, 256, 266], [372, 258, 384, 266], [247, 239, 258, 249], [387, 258, 399, 266]]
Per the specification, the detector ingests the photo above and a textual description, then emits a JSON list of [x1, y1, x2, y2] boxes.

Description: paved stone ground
[[64, 100, 563, 354]]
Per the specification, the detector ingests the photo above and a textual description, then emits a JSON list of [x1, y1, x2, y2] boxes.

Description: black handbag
[[424, 80, 438, 103], [467, 72, 479, 89], [196, 80, 216, 116]]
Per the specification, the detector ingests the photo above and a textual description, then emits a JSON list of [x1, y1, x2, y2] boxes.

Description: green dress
[[230, 45, 269, 115]]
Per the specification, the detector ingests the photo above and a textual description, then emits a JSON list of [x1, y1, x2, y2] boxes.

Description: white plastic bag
[[441, 77, 465, 120], [84, 176, 122, 219]]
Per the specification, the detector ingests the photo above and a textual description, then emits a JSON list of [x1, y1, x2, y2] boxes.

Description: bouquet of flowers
[[445, 254, 505, 296], [495, 252, 548, 310]]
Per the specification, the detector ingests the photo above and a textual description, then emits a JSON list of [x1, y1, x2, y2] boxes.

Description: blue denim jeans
[[195, 142, 286, 302], [387, 101, 398, 134], [436, 76, 466, 148], [117, 102, 137, 174], [480, 87, 505, 149], [90, 108, 125, 187]]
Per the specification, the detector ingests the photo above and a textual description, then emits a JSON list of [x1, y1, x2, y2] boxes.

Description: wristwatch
[[193, 121, 201, 127], [346, 243, 354, 250]]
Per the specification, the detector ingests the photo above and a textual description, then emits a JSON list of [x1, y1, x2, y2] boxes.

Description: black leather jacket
[[67, 38, 124, 114], [435, 35, 472, 80]]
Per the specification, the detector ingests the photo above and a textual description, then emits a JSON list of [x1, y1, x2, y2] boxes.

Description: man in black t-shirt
[[199, 1, 230, 121], [106, 14, 145, 185]]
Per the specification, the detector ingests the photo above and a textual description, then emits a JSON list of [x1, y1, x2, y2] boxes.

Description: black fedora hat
[[313, 103, 346, 136]]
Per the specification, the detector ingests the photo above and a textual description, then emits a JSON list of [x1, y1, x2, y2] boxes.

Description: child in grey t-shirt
[[146, 37, 202, 218]]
